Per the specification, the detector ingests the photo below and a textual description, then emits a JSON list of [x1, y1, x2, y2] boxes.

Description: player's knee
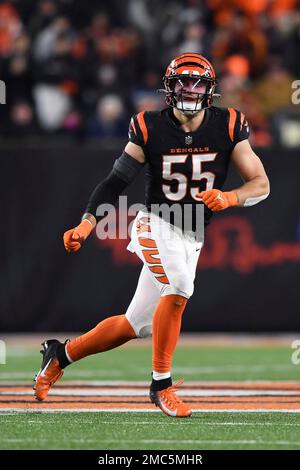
[[125, 313, 152, 338], [138, 325, 152, 338], [164, 274, 194, 299], [129, 320, 152, 338]]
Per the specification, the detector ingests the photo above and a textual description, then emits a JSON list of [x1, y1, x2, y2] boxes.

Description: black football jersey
[[128, 106, 249, 229]]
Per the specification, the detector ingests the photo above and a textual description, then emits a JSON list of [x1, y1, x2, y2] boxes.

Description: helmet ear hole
[[166, 94, 172, 106]]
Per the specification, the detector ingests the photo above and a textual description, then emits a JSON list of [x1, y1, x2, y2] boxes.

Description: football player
[[34, 53, 269, 417]]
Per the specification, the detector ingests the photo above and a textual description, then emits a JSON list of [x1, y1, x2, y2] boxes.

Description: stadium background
[[1, 0, 299, 333]]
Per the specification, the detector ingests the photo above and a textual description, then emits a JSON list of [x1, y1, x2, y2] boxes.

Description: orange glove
[[197, 189, 238, 212], [63, 219, 93, 253]]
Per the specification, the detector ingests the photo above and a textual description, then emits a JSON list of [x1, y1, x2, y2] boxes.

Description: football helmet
[[162, 52, 218, 115]]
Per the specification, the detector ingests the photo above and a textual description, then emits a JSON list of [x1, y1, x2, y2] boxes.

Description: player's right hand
[[63, 219, 93, 253]]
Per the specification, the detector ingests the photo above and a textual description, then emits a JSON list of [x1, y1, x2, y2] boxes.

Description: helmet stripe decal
[[175, 65, 209, 76], [175, 54, 215, 75], [175, 62, 215, 78], [176, 62, 207, 69]]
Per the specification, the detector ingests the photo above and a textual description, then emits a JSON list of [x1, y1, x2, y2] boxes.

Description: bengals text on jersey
[[129, 106, 249, 229]]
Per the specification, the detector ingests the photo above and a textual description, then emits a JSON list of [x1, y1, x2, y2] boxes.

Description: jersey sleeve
[[227, 108, 250, 146], [236, 111, 250, 143], [128, 112, 149, 149]]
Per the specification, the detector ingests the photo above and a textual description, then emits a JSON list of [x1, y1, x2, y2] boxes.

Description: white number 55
[[162, 153, 217, 201]]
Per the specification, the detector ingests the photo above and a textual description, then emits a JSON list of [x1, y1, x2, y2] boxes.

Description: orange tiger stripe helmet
[[163, 52, 218, 114]]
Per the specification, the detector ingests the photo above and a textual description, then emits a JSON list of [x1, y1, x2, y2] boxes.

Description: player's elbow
[[252, 173, 270, 197], [243, 176, 270, 207], [260, 175, 270, 198]]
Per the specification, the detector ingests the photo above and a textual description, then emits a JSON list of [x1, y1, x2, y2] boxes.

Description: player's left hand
[[196, 189, 238, 211], [63, 219, 93, 253]]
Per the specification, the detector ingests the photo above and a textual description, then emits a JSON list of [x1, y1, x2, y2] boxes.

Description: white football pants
[[125, 210, 202, 338]]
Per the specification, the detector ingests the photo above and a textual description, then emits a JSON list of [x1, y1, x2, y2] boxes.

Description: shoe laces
[[160, 379, 185, 408]]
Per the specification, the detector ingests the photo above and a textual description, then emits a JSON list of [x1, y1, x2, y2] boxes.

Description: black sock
[[150, 376, 172, 391], [56, 341, 71, 369]]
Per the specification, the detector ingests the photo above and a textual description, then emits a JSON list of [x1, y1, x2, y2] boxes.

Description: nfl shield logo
[[185, 135, 193, 145]]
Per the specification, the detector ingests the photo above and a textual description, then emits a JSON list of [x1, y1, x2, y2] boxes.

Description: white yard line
[[1, 379, 299, 387], [1, 437, 300, 446], [91, 439, 300, 446], [1, 389, 300, 397], [2, 418, 300, 426], [1, 408, 300, 413]]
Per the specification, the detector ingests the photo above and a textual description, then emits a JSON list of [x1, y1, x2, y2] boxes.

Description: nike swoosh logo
[[40, 359, 52, 377], [160, 400, 177, 417]]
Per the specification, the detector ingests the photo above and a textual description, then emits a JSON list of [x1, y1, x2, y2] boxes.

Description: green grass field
[[3, 411, 300, 450], [1, 338, 300, 450]]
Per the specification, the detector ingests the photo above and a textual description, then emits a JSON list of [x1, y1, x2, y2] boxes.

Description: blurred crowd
[[0, 0, 299, 146]]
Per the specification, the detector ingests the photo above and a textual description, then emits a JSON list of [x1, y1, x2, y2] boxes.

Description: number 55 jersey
[[129, 106, 249, 228]]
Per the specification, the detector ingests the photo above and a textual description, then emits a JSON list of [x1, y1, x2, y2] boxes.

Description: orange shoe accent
[[150, 380, 192, 417], [66, 314, 136, 362], [152, 295, 187, 373], [34, 358, 64, 401]]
